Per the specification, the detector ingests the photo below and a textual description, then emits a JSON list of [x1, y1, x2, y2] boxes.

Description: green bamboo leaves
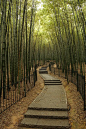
[[0, 0, 37, 101], [39, 0, 86, 75], [0, 0, 86, 102]]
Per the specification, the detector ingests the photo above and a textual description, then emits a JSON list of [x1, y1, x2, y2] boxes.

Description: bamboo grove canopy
[[0, 0, 86, 98]]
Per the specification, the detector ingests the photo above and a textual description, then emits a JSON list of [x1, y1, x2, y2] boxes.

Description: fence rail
[[50, 64, 86, 110], [0, 69, 37, 114]]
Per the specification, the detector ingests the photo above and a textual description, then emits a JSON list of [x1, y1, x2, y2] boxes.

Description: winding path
[[19, 66, 70, 129]]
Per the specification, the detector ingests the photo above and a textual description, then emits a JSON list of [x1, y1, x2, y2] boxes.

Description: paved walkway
[[40, 74, 57, 80], [29, 74, 67, 110], [19, 67, 70, 129]]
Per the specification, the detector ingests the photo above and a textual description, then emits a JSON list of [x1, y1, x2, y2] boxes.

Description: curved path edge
[[19, 66, 70, 129]]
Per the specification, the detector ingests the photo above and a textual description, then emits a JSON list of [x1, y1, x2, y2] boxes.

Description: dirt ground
[[49, 67, 86, 129], [0, 65, 86, 129], [0, 66, 44, 129]]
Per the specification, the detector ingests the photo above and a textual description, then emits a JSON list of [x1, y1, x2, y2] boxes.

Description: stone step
[[39, 72, 48, 74], [41, 66, 48, 68], [44, 82, 62, 84], [20, 118, 70, 129], [40, 68, 47, 70], [39, 71, 48, 74], [44, 80, 61, 81], [39, 68, 47, 70], [44, 82, 62, 85], [24, 109, 69, 119], [28, 107, 69, 111], [45, 83, 62, 85], [44, 81, 62, 83], [39, 69, 47, 71], [40, 67, 47, 69]]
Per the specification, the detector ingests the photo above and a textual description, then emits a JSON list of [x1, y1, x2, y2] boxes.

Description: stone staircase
[[44, 80, 62, 85], [39, 66, 48, 74], [20, 108, 69, 129], [19, 66, 70, 129], [24, 109, 68, 119]]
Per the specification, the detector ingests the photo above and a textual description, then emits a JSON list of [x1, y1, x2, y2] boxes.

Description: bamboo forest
[[0, 0, 86, 128]]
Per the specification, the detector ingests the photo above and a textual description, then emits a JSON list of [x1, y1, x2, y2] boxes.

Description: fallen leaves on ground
[[0, 66, 86, 129], [0, 66, 44, 129], [49, 69, 86, 129]]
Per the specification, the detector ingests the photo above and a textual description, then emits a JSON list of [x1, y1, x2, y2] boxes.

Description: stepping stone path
[[19, 66, 70, 129]]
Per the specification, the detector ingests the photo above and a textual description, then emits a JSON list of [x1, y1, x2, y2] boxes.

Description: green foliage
[[0, 0, 86, 98]]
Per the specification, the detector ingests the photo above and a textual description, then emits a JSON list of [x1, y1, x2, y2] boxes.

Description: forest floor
[[0, 65, 86, 129], [49, 67, 86, 129]]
